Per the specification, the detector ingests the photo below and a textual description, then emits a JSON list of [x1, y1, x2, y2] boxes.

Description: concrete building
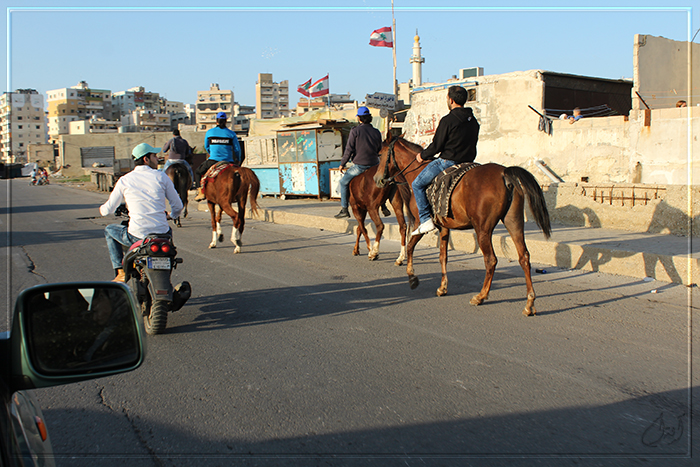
[[0, 89, 48, 163], [122, 109, 170, 133], [196, 83, 235, 131], [69, 117, 120, 134], [255, 73, 289, 119], [295, 93, 356, 115], [111, 86, 162, 121], [46, 81, 112, 139]]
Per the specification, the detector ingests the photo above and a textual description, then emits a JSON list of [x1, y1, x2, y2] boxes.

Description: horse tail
[[503, 166, 551, 239], [236, 167, 260, 217]]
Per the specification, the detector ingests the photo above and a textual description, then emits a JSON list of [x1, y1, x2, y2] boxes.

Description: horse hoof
[[368, 255, 378, 261], [353, 251, 360, 256], [218, 235, 224, 243], [470, 296, 483, 306], [234, 248, 241, 254], [408, 276, 420, 289], [208, 244, 216, 249], [523, 307, 536, 317], [436, 288, 447, 297], [394, 260, 403, 266]]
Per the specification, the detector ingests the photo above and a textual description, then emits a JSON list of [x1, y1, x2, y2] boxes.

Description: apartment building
[[46, 81, 111, 139], [195, 83, 235, 131], [111, 86, 162, 120], [0, 89, 48, 163], [255, 73, 289, 119]]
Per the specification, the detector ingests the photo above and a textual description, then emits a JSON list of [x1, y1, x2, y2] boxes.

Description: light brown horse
[[201, 163, 260, 253], [165, 162, 192, 227], [348, 164, 408, 265], [374, 136, 551, 316]]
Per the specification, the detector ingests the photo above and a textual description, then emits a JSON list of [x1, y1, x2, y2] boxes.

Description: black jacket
[[421, 107, 479, 163], [340, 123, 382, 167]]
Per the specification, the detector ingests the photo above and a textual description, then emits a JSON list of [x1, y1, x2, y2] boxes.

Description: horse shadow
[[165, 275, 417, 335]]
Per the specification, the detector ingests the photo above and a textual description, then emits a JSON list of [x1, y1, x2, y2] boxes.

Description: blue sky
[[2, 1, 696, 108]]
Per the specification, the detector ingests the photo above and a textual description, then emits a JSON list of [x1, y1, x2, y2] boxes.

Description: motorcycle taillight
[[150, 244, 160, 253], [160, 244, 171, 253]]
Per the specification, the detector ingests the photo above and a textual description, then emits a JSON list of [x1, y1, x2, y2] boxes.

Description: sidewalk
[[196, 195, 699, 286]]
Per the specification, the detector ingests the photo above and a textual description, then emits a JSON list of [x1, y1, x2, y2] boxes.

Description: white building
[[255, 73, 289, 119], [196, 83, 235, 131], [0, 89, 48, 163]]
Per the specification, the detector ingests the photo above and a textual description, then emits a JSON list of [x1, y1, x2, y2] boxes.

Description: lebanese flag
[[309, 75, 329, 97], [297, 78, 312, 97], [369, 27, 393, 48]]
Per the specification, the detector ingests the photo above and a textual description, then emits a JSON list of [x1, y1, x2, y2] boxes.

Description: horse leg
[[367, 208, 384, 261], [207, 201, 219, 248], [353, 208, 368, 256], [216, 205, 224, 243], [219, 202, 242, 253], [503, 213, 537, 316], [406, 233, 422, 289], [436, 228, 450, 296], [470, 227, 498, 306], [392, 195, 407, 266]]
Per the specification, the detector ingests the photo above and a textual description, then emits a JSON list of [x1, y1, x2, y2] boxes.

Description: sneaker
[[411, 219, 436, 236], [334, 208, 350, 219], [381, 204, 391, 217]]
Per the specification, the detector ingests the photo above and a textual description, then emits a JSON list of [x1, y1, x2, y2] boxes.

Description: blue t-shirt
[[205, 126, 241, 163]]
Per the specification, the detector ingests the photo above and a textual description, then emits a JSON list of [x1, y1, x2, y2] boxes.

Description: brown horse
[[201, 163, 260, 253], [374, 136, 551, 316], [165, 162, 192, 227], [348, 164, 408, 265]]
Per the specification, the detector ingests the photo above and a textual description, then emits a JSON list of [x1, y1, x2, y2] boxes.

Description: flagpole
[[392, 0, 397, 99]]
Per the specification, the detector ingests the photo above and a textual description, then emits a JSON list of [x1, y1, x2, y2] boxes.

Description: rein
[[380, 137, 422, 186]]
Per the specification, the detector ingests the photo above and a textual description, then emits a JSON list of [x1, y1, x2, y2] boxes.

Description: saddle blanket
[[202, 161, 235, 190], [426, 162, 480, 218]]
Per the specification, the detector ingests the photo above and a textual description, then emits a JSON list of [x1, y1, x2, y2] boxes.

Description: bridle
[[378, 136, 421, 187]]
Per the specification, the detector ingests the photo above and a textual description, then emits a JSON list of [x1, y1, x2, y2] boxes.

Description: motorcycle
[[116, 204, 191, 335]]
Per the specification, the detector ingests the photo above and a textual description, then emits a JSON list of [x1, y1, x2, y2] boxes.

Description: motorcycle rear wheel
[[144, 300, 168, 335]]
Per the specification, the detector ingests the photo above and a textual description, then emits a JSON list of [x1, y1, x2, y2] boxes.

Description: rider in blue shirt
[[194, 112, 242, 201]]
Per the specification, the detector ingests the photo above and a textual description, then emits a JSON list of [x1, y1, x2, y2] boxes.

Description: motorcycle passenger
[[100, 143, 183, 282]]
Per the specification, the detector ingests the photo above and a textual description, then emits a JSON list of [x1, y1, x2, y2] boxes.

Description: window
[[17, 125, 22, 129]]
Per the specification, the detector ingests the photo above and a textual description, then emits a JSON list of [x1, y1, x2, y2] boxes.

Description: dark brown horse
[[165, 162, 192, 227], [348, 164, 408, 265], [374, 136, 551, 316], [201, 163, 260, 253]]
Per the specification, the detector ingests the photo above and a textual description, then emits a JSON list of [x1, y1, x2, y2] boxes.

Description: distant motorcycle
[[116, 204, 191, 335]]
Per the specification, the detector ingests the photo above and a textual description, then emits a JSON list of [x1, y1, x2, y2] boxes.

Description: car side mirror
[[9, 282, 145, 391]]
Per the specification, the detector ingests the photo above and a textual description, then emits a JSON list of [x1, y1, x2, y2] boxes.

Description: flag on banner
[[297, 78, 312, 97], [369, 27, 393, 47], [309, 75, 329, 97]]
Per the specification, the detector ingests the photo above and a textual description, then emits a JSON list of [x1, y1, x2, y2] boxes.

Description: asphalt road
[[2, 179, 699, 467]]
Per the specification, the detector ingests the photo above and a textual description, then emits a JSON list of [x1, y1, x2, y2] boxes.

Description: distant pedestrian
[[568, 107, 582, 124], [194, 112, 242, 201], [161, 129, 194, 187], [334, 106, 384, 219]]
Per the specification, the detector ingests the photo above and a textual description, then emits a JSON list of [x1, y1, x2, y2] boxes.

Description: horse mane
[[395, 137, 422, 154]]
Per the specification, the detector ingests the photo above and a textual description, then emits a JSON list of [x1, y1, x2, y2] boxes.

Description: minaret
[[409, 31, 425, 87]]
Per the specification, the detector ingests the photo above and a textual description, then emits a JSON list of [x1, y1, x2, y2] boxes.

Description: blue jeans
[[162, 159, 194, 188], [105, 224, 141, 270], [412, 158, 455, 223], [338, 164, 372, 209]]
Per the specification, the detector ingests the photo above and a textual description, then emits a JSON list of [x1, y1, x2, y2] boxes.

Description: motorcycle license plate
[[147, 257, 171, 269]]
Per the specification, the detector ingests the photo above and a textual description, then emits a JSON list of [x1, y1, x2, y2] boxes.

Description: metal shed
[[275, 120, 350, 198]]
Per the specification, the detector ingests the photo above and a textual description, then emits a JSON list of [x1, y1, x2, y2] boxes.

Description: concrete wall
[[403, 70, 700, 236], [633, 34, 700, 109], [56, 130, 207, 178]]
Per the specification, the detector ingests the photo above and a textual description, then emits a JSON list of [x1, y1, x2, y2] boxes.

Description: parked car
[[0, 282, 145, 466]]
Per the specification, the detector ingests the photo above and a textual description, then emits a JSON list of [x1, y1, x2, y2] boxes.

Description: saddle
[[202, 161, 235, 190], [426, 162, 480, 219]]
